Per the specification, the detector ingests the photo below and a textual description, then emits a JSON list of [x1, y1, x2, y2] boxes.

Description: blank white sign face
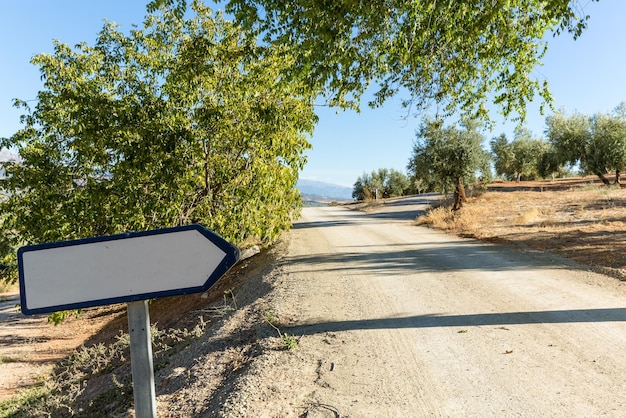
[[18, 225, 239, 314]]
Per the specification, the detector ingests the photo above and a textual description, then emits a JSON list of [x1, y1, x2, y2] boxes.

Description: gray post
[[127, 300, 157, 418]]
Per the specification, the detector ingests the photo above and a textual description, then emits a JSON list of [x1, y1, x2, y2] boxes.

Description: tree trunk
[[615, 169, 621, 185], [595, 171, 611, 185], [452, 176, 467, 211]]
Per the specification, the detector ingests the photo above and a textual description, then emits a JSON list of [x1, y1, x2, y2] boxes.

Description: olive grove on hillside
[[0, 3, 316, 282]]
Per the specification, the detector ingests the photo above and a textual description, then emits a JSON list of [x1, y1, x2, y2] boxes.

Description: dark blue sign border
[[18, 224, 240, 315]]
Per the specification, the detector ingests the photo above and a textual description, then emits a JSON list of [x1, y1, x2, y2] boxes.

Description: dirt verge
[[0, 241, 281, 415], [421, 177, 626, 280]]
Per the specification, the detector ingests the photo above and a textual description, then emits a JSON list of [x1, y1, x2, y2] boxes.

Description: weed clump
[[263, 309, 301, 350]]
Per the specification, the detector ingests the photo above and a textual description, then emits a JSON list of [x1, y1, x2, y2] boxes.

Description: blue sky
[[1, 1, 624, 187]]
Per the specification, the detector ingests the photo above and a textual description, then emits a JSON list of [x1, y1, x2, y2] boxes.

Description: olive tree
[[352, 168, 410, 201], [546, 105, 626, 185], [588, 111, 626, 184], [408, 119, 491, 210], [491, 128, 552, 182]]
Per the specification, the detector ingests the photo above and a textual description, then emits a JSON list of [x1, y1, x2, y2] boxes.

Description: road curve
[[234, 199, 626, 417]]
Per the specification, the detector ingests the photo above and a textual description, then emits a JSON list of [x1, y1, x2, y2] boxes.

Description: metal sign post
[[127, 300, 157, 418], [17, 224, 239, 417]]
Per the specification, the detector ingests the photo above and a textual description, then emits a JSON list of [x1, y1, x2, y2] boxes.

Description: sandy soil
[[0, 293, 124, 402], [426, 181, 626, 279]]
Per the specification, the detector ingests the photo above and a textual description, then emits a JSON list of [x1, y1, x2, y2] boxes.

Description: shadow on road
[[285, 308, 626, 335], [361, 209, 426, 221], [292, 207, 426, 228], [294, 194, 441, 227], [292, 220, 363, 229], [285, 242, 566, 273]]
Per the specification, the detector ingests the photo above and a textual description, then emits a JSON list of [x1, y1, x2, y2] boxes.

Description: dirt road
[[227, 197, 626, 417]]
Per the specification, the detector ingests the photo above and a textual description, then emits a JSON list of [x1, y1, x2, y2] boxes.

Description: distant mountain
[[297, 179, 353, 201]]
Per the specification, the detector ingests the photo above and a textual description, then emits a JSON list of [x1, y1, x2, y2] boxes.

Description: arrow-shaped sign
[[18, 224, 240, 315], [18, 224, 240, 417]]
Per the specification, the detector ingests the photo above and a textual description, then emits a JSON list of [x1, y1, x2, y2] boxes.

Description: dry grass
[[0, 282, 17, 296], [419, 182, 626, 280]]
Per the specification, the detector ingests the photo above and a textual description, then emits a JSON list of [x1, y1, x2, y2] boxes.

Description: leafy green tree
[[510, 128, 550, 182], [0, 3, 316, 282], [546, 105, 626, 185], [491, 129, 552, 182], [537, 146, 572, 179], [211, 0, 598, 122], [545, 110, 594, 178], [352, 168, 411, 201], [386, 169, 412, 197], [369, 168, 387, 199], [588, 111, 626, 184], [490, 133, 515, 180], [353, 172, 374, 201], [407, 119, 491, 210]]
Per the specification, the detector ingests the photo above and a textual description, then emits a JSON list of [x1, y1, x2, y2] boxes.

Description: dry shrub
[[0, 282, 14, 294], [513, 207, 542, 225], [537, 220, 562, 229], [417, 202, 484, 236], [416, 206, 453, 228]]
